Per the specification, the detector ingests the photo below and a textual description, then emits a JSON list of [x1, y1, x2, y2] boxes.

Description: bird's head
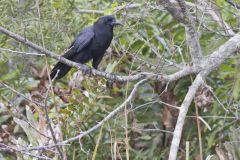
[[95, 15, 122, 27]]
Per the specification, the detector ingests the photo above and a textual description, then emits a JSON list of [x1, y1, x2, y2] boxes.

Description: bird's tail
[[50, 62, 71, 80]]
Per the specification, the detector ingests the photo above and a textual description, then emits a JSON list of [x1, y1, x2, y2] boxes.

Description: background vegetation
[[0, 0, 240, 159]]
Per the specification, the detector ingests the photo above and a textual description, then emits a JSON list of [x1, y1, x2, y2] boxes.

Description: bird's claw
[[107, 73, 118, 88], [112, 73, 117, 82], [83, 68, 93, 76]]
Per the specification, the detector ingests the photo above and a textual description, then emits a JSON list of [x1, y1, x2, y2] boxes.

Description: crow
[[50, 15, 121, 80]]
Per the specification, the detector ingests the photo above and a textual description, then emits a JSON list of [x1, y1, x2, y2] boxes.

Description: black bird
[[50, 15, 121, 80]]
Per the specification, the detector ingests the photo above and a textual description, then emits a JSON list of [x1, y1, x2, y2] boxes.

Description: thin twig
[[0, 143, 51, 160], [141, 128, 173, 134], [0, 81, 44, 106], [27, 143, 70, 151], [194, 104, 203, 160], [0, 47, 45, 56], [35, 2, 64, 157], [75, 3, 141, 14], [43, 85, 63, 159]]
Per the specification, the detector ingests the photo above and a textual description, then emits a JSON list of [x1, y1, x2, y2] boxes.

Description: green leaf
[[14, 117, 38, 146], [0, 69, 19, 81], [26, 105, 37, 128], [105, 61, 118, 73], [52, 0, 63, 9]]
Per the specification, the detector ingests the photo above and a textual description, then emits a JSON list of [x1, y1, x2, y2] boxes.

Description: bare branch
[[75, 9, 104, 14], [0, 47, 45, 56], [226, 0, 240, 9], [159, 0, 186, 23], [160, 0, 203, 64], [0, 143, 51, 160], [177, 0, 203, 64], [141, 128, 173, 134], [75, 3, 141, 14], [0, 81, 44, 106], [168, 33, 240, 160], [27, 143, 69, 151], [43, 86, 63, 158], [0, 26, 196, 83], [195, 0, 235, 36], [203, 34, 240, 71], [168, 73, 205, 160], [162, 1, 235, 36]]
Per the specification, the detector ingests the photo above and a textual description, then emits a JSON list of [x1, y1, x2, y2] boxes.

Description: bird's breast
[[92, 30, 113, 52]]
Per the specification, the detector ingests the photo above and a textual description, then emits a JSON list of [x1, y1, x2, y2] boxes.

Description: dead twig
[[0, 143, 51, 160]]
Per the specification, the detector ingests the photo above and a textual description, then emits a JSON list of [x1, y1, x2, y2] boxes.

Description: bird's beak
[[111, 20, 123, 26]]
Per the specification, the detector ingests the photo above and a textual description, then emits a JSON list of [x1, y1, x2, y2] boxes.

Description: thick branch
[[177, 0, 203, 63], [159, 0, 186, 23], [169, 33, 240, 160], [226, 0, 240, 9], [203, 34, 240, 71], [160, 0, 203, 64], [168, 74, 204, 160]]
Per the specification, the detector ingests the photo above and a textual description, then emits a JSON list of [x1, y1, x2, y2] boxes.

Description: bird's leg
[[85, 67, 93, 76], [92, 56, 103, 69], [77, 64, 93, 76]]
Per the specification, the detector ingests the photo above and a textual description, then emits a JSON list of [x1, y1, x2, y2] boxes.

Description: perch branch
[[0, 26, 197, 83]]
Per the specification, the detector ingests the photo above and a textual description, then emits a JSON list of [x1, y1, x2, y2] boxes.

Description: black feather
[[50, 15, 120, 80]]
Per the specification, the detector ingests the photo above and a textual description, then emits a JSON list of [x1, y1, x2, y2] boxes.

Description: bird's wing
[[62, 27, 95, 58]]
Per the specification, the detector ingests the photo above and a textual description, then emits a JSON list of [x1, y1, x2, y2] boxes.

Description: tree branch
[[159, 0, 186, 23], [168, 73, 205, 160], [160, 0, 203, 64], [75, 3, 141, 14], [168, 33, 240, 160], [43, 86, 63, 158], [2, 15, 240, 159], [226, 0, 240, 9], [0, 143, 51, 160], [0, 26, 196, 83], [176, 0, 203, 63]]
